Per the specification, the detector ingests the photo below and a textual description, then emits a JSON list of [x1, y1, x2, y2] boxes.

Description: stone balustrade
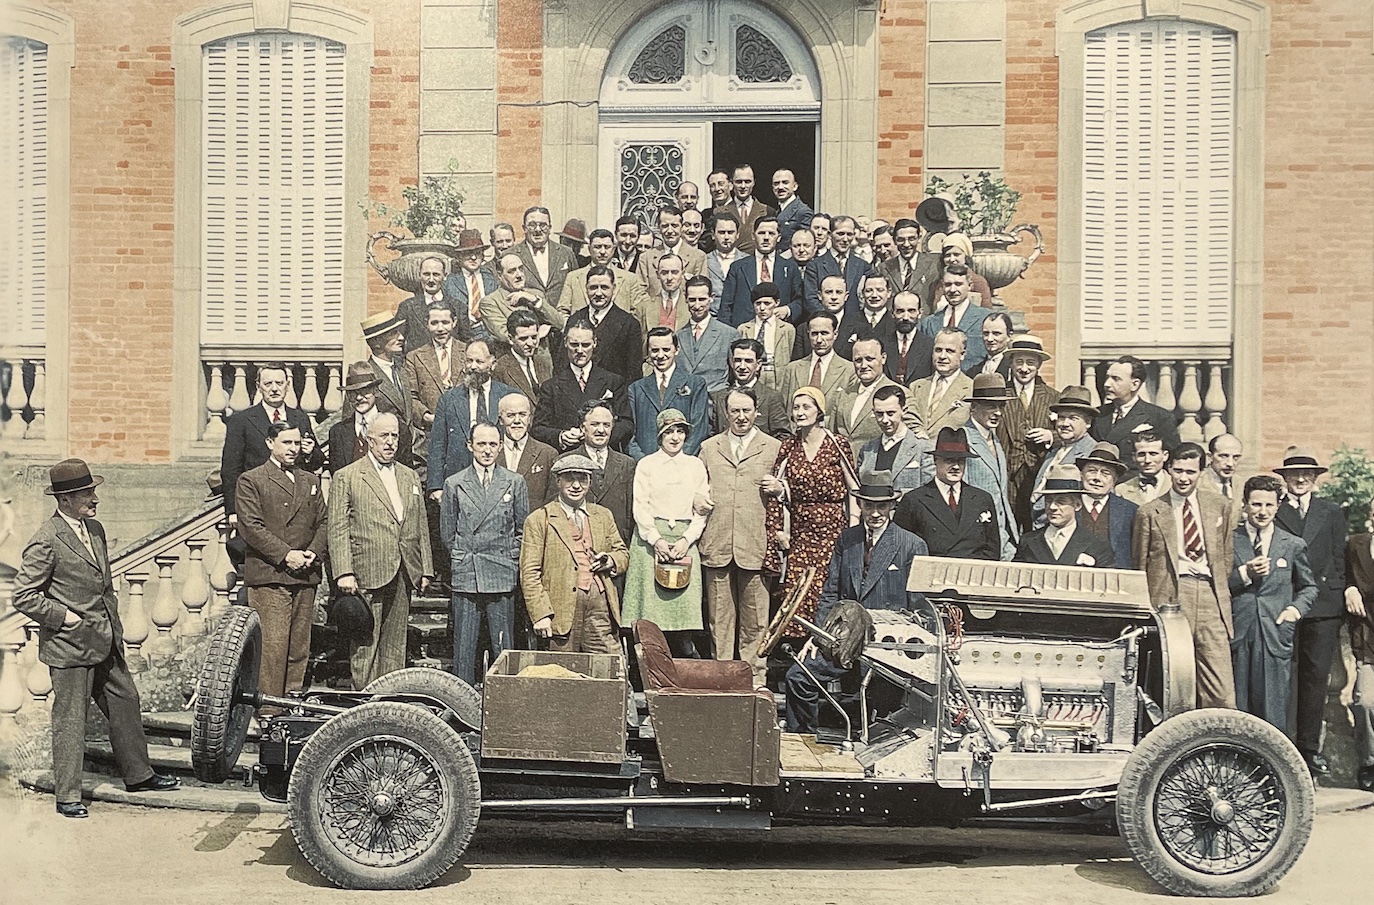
[[1079, 347, 1232, 443], [0, 349, 48, 442], [201, 349, 344, 442], [0, 499, 237, 738]]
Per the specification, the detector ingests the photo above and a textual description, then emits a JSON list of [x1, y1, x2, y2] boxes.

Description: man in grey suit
[[962, 374, 1019, 560], [676, 275, 738, 393], [857, 385, 932, 497], [512, 205, 578, 309], [14, 459, 178, 817], [329, 413, 434, 689], [1229, 474, 1317, 732], [704, 211, 744, 315], [440, 422, 529, 686]]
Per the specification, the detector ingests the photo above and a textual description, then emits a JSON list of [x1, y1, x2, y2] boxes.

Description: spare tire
[[288, 701, 480, 890], [191, 606, 262, 783], [364, 667, 482, 730], [1116, 708, 1313, 897]]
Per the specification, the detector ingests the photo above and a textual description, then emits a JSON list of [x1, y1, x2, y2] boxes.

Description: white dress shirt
[[632, 450, 710, 546], [530, 244, 550, 284], [370, 453, 405, 519], [59, 512, 96, 558], [504, 436, 527, 472]]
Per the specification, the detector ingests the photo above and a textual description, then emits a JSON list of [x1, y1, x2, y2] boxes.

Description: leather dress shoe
[[1301, 751, 1331, 776], [1358, 766, 1374, 792], [56, 801, 89, 818], [125, 773, 180, 793]]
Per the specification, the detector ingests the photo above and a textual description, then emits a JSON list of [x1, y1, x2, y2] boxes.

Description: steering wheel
[[758, 567, 816, 657]]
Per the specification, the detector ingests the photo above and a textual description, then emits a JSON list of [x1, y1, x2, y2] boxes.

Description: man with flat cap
[[14, 459, 179, 817], [1075, 441, 1138, 569], [894, 427, 1001, 561], [1013, 465, 1117, 567]]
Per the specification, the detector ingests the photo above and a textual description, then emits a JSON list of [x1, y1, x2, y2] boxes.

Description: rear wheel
[[363, 667, 482, 729], [190, 606, 261, 782], [1116, 708, 1313, 897], [288, 701, 480, 890]]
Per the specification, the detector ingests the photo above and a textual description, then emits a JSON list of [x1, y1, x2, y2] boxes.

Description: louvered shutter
[[201, 34, 345, 347], [0, 37, 48, 347], [1081, 22, 1234, 345]]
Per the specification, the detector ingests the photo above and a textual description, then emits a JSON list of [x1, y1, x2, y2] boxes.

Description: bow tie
[[1138, 475, 1157, 488]]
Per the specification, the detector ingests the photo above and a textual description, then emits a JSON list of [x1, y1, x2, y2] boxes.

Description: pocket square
[[887, 563, 899, 571], [310, 485, 317, 495], [532, 464, 544, 473], [1276, 558, 1288, 568], [602, 389, 614, 399], [411, 486, 420, 495], [1076, 553, 1097, 566]]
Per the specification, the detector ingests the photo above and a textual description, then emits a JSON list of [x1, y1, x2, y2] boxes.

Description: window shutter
[[1081, 22, 1234, 346], [0, 37, 49, 347], [201, 34, 346, 347]]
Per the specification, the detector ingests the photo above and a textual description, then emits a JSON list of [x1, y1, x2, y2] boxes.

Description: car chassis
[[190, 558, 1313, 895]]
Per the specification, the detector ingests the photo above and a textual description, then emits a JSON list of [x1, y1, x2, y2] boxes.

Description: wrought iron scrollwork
[[628, 25, 686, 84], [619, 143, 683, 229], [735, 23, 792, 83]]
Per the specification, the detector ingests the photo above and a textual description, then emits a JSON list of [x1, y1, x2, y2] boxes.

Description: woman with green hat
[[623, 408, 712, 656]]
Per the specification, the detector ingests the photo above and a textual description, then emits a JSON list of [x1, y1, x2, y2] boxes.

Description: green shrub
[[1316, 445, 1374, 535]]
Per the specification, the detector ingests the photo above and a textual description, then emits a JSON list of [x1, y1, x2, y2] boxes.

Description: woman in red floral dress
[[762, 386, 856, 636]]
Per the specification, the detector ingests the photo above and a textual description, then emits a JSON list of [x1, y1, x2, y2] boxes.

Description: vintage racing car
[[189, 558, 1313, 895]]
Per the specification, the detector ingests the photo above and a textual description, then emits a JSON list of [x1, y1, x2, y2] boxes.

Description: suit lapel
[[360, 462, 401, 522], [268, 465, 306, 519], [54, 516, 99, 569], [546, 505, 580, 559], [859, 529, 897, 600], [920, 484, 960, 533]]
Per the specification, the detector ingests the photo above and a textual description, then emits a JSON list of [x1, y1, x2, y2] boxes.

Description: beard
[[464, 370, 490, 389]]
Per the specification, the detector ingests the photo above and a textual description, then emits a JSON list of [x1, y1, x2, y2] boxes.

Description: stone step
[[19, 768, 286, 814], [85, 740, 258, 782]]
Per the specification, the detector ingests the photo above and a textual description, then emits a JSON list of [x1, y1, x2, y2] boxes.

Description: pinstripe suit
[[964, 421, 1019, 559]]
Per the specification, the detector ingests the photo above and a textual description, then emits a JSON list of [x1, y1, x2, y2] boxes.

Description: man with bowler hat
[[1013, 465, 1116, 567], [894, 427, 1001, 560], [14, 460, 179, 817]]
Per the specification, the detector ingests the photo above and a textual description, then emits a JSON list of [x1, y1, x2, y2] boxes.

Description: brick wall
[[875, 0, 926, 222], [365, 13, 422, 316], [496, 0, 543, 221]]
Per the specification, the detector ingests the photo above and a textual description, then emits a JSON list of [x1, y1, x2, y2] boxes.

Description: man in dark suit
[[445, 229, 500, 349], [235, 422, 328, 701], [14, 460, 178, 817], [1092, 355, 1182, 453], [531, 321, 633, 452], [627, 326, 711, 458], [361, 312, 415, 465], [512, 205, 578, 310], [719, 217, 802, 327], [784, 475, 928, 733], [1274, 447, 1349, 776], [395, 254, 461, 353], [884, 287, 934, 386], [894, 427, 1001, 560], [1013, 465, 1117, 567], [710, 337, 790, 438], [559, 400, 635, 543], [569, 265, 643, 383], [963, 311, 1015, 381], [491, 308, 555, 411], [998, 335, 1059, 533], [1229, 474, 1317, 732], [328, 362, 383, 475], [498, 392, 558, 509], [221, 361, 321, 522], [811, 215, 874, 317], [1075, 441, 1138, 569], [836, 275, 897, 361], [425, 339, 519, 494], [771, 168, 814, 247]]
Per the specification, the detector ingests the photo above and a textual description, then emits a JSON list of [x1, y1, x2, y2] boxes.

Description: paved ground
[[3, 787, 1371, 905]]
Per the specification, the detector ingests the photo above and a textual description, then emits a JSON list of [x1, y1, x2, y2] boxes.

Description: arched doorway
[[596, 1, 822, 227]]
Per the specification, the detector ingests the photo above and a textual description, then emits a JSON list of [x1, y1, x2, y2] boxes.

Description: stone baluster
[[299, 363, 323, 421], [122, 570, 151, 673], [0, 361, 14, 440], [1202, 362, 1228, 440], [1154, 361, 1177, 418], [204, 364, 230, 441], [21, 630, 51, 705], [285, 363, 301, 409], [24, 360, 45, 440], [1081, 362, 1100, 408], [226, 363, 251, 417], [149, 554, 182, 659], [1177, 361, 1204, 443], [1136, 362, 1154, 405], [207, 517, 237, 623], [180, 537, 211, 642], [0, 630, 28, 735], [322, 364, 343, 418]]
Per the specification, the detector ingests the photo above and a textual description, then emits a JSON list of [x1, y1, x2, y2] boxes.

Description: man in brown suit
[[235, 422, 328, 700], [697, 387, 783, 685], [1133, 442, 1236, 709], [402, 305, 464, 443], [520, 455, 629, 653], [725, 164, 776, 255], [327, 412, 433, 688], [14, 460, 178, 817], [498, 392, 557, 508], [996, 334, 1059, 531]]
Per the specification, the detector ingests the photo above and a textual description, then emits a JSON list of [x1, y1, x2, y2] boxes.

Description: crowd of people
[[18, 165, 1371, 824]]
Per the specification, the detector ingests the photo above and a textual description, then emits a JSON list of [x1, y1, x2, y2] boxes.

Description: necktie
[[1182, 498, 1205, 562], [863, 532, 874, 575], [1254, 531, 1266, 561], [901, 262, 910, 288], [468, 274, 482, 319], [693, 322, 704, 341], [272, 408, 282, 423], [659, 374, 668, 401], [438, 344, 450, 387], [578, 368, 587, 392], [761, 255, 771, 282], [1021, 384, 1032, 408], [947, 486, 959, 516], [75, 520, 95, 558], [1222, 478, 1233, 500], [1049, 528, 1066, 559], [1300, 497, 1309, 519], [524, 356, 537, 389], [481, 468, 490, 489], [1112, 406, 1123, 425], [897, 335, 909, 383], [946, 304, 957, 329], [1090, 500, 1102, 522], [809, 357, 822, 388]]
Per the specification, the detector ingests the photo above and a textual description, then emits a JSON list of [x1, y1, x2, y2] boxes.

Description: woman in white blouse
[[622, 408, 711, 657]]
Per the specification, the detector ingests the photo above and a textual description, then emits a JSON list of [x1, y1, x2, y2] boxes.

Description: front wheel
[[1116, 708, 1313, 897]]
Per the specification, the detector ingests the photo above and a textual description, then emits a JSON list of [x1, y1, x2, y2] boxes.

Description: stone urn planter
[[971, 223, 1044, 302], [365, 231, 460, 295]]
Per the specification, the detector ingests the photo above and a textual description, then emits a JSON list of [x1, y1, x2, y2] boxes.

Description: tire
[[288, 701, 481, 890], [191, 605, 262, 783], [363, 667, 482, 729], [1116, 708, 1313, 897]]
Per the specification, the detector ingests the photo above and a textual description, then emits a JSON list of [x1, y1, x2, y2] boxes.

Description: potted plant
[[925, 172, 1043, 294], [364, 160, 468, 294]]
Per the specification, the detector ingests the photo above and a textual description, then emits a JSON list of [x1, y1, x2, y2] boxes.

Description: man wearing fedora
[[997, 334, 1059, 532], [1014, 465, 1116, 567], [328, 362, 384, 475], [557, 228, 652, 319], [894, 427, 1001, 561], [1092, 355, 1182, 455], [557, 218, 591, 269], [445, 228, 500, 349], [220, 361, 321, 527], [361, 312, 414, 461], [1030, 386, 1099, 528], [520, 455, 629, 654], [1274, 446, 1349, 776], [1076, 441, 1139, 569], [395, 254, 461, 354], [784, 473, 927, 734], [15, 460, 179, 817], [962, 373, 1019, 560], [1133, 442, 1236, 710], [512, 205, 579, 307], [857, 385, 933, 498]]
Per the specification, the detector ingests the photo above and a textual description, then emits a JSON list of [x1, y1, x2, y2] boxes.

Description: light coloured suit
[[831, 376, 899, 458], [1199, 467, 1237, 503], [479, 288, 565, 348], [737, 317, 797, 374], [706, 250, 744, 315], [676, 317, 739, 393], [1117, 474, 1169, 508], [964, 422, 1019, 560], [857, 431, 933, 497], [638, 243, 707, 300], [698, 429, 783, 681], [776, 352, 859, 408], [1030, 433, 1099, 526], [327, 454, 434, 688], [634, 293, 691, 348], [557, 263, 650, 317], [902, 371, 973, 438]]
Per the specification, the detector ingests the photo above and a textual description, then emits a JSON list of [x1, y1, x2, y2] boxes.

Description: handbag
[[654, 556, 692, 591]]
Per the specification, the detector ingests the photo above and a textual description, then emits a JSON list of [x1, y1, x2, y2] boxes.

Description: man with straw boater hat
[[1013, 464, 1116, 567], [1273, 446, 1349, 777], [14, 459, 180, 817], [893, 426, 1001, 561], [360, 311, 413, 447]]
